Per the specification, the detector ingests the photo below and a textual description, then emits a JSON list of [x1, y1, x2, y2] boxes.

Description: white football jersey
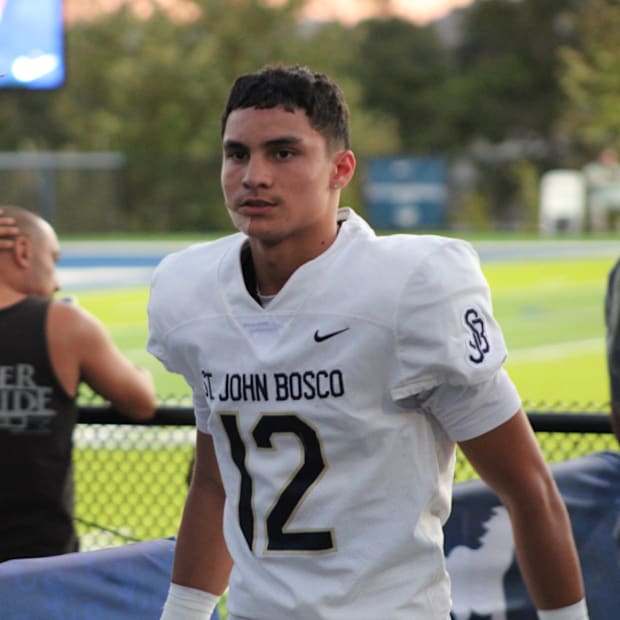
[[147, 208, 521, 620]]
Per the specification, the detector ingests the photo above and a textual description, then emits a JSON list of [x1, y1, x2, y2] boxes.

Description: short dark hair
[[220, 64, 351, 150]]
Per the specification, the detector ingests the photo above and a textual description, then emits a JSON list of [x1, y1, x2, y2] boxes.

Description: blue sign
[[0, 0, 65, 90], [364, 156, 448, 229]]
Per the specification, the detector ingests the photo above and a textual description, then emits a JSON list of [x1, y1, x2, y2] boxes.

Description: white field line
[[59, 266, 154, 290], [74, 425, 194, 449], [507, 337, 604, 364]]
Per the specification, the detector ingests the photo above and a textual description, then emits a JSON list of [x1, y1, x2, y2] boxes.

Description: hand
[[0, 208, 19, 249]]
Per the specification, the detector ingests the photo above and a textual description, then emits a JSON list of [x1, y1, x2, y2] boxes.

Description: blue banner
[[445, 451, 620, 619], [364, 156, 448, 229], [0, 538, 219, 620]]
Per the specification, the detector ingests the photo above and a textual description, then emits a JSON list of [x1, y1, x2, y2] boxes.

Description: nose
[[242, 155, 272, 189]]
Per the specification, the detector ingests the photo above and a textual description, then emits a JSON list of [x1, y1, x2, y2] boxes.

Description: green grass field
[[484, 256, 612, 407]]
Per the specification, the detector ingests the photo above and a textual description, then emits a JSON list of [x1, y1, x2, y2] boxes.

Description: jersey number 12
[[220, 412, 335, 554]]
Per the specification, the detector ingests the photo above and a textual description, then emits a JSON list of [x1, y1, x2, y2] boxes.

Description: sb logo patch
[[464, 307, 490, 364]]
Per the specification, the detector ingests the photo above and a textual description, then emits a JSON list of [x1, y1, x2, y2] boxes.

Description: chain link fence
[[73, 395, 618, 551]]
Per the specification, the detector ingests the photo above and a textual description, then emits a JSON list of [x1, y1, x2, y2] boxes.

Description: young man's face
[[221, 105, 349, 247]]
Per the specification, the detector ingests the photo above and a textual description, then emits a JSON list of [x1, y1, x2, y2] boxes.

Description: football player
[[148, 65, 588, 620]]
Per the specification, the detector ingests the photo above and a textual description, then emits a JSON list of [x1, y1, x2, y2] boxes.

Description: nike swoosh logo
[[314, 327, 350, 343]]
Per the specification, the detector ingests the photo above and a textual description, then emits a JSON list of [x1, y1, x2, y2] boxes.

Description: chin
[[229, 210, 250, 234], [232, 214, 276, 240]]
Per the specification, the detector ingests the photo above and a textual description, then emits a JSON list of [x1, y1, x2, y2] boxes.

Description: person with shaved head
[[0, 205, 156, 562]]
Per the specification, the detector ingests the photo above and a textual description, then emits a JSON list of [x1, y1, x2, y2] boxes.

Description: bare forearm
[[459, 411, 586, 612], [112, 365, 157, 419], [506, 490, 584, 610], [171, 481, 233, 595]]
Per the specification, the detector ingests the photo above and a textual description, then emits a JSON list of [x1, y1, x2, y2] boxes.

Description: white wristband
[[160, 582, 219, 620], [537, 598, 589, 620]]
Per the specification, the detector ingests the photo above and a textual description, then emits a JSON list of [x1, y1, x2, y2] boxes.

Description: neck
[[249, 223, 340, 296], [0, 262, 27, 309], [0, 287, 27, 310]]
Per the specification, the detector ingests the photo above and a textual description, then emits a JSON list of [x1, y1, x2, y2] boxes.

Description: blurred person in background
[[605, 256, 620, 552], [583, 147, 620, 232], [148, 65, 589, 620], [0, 205, 156, 562], [606, 257, 620, 444]]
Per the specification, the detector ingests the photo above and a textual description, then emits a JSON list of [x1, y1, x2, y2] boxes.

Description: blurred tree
[[348, 17, 452, 152], [55, 0, 314, 231], [0, 0, 400, 231], [453, 0, 580, 148], [1, 0, 602, 232], [558, 0, 620, 157], [446, 0, 582, 225]]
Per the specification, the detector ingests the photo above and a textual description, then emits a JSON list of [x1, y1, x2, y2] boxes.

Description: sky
[[300, 0, 474, 25], [66, 0, 474, 25]]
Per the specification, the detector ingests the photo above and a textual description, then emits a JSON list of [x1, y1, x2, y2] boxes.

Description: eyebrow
[[223, 136, 304, 151]]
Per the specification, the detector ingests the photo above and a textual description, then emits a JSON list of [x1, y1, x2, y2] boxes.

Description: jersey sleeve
[[146, 255, 178, 371], [420, 369, 522, 441], [391, 238, 508, 401], [147, 254, 211, 433]]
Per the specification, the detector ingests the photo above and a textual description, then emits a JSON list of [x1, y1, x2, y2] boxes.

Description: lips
[[236, 196, 279, 216], [242, 199, 274, 207]]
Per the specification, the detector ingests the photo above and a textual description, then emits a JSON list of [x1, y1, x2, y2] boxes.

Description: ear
[[13, 236, 31, 269], [331, 150, 356, 190]]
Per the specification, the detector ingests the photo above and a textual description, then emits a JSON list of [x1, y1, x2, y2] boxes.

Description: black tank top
[[0, 297, 78, 561]]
